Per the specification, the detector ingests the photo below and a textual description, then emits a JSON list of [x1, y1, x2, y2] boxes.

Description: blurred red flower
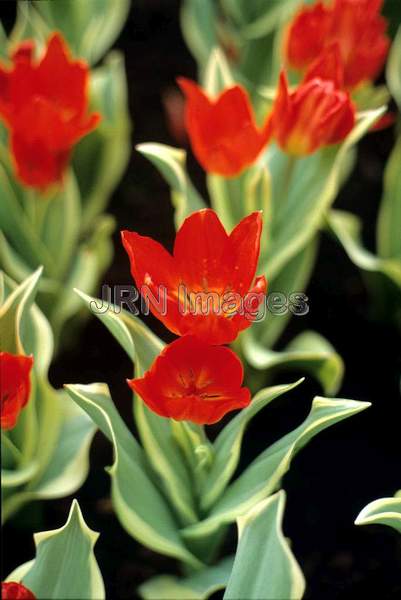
[[0, 352, 34, 430], [122, 209, 266, 345], [1, 582, 36, 599], [285, 0, 390, 89], [177, 77, 271, 176], [128, 335, 251, 424], [0, 33, 100, 191], [271, 70, 355, 156]]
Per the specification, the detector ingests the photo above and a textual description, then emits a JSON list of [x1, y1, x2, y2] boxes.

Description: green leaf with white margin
[[387, 26, 401, 110], [224, 491, 305, 600], [2, 388, 96, 523], [377, 135, 401, 260], [243, 236, 319, 352], [261, 108, 386, 280], [49, 214, 115, 343], [40, 171, 81, 280], [182, 396, 370, 541], [208, 108, 385, 283], [6, 499, 105, 600], [139, 556, 234, 600], [74, 51, 131, 230], [355, 496, 401, 534], [33, 0, 130, 65], [243, 330, 344, 396], [180, 0, 219, 69], [136, 143, 206, 229], [202, 47, 234, 95], [65, 383, 203, 568], [0, 231, 60, 298], [0, 162, 58, 278], [207, 163, 271, 255], [0, 267, 43, 355], [200, 379, 304, 512], [73, 289, 200, 526], [328, 209, 401, 289], [1, 272, 97, 521]]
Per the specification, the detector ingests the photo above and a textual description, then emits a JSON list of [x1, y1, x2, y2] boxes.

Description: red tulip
[[128, 336, 251, 424], [1, 582, 36, 599], [270, 71, 355, 156], [0, 33, 100, 190], [122, 209, 267, 345], [285, 0, 390, 89], [177, 77, 271, 176], [1, 352, 34, 430]]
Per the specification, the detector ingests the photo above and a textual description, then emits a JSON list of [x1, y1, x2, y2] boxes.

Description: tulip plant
[[1, 1, 400, 599], [0, 1, 131, 347]]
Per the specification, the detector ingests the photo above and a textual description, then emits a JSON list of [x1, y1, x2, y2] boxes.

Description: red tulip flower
[[1, 582, 36, 599], [285, 0, 390, 89], [0, 33, 100, 190], [128, 336, 251, 424], [177, 77, 271, 176], [270, 70, 355, 156], [122, 209, 267, 345], [1, 352, 34, 430]]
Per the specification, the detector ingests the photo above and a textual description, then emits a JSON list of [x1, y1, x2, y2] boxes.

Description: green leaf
[[139, 556, 234, 600], [49, 214, 115, 342], [136, 143, 206, 229], [243, 236, 319, 351], [40, 172, 81, 279], [200, 379, 303, 511], [0, 267, 43, 355], [0, 163, 58, 278], [262, 108, 385, 280], [74, 51, 131, 229], [1, 273, 96, 522], [355, 496, 401, 534], [387, 26, 401, 110], [180, 0, 219, 68], [203, 47, 235, 96], [243, 330, 344, 396], [0, 21, 8, 59], [207, 108, 384, 285], [7, 499, 105, 600], [65, 383, 203, 569], [33, 0, 130, 65], [74, 289, 200, 527], [2, 390, 96, 522], [328, 209, 401, 289], [224, 491, 305, 600], [377, 135, 401, 260], [239, 0, 299, 40], [182, 396, 370, 541]]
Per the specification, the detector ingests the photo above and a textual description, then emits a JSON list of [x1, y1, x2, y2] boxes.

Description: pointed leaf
[[224, 491, 305, 600], [328, 209, 401, 289], [139, 556, 234, 600], [182, 397, 370, 540], [201, 379, 304, 511], [355, 496, 401, 534], [65, 383, 203, 568], [243, 330, 344, 396], [75, 289, 201, 526], [136, 143, 206, 228], [7, 499, 105, 599]]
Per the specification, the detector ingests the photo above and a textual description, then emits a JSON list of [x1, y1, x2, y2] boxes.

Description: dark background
[[2, 1, 401, 598]]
